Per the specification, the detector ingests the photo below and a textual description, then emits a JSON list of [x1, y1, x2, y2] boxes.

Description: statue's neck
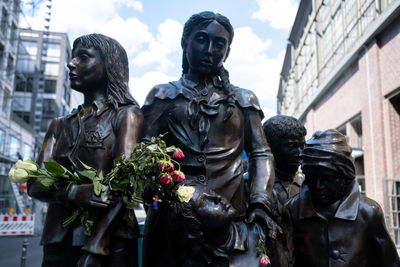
[[184, 73, 218, 87], [83, 88, 107, 108], [275, 168, 295, 182]]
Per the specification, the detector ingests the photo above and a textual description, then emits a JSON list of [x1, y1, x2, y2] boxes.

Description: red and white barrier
[[0, 214, 35, 236]]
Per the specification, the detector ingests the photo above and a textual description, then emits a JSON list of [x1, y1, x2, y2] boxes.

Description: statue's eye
[[195, 34, 208, 44], [215, 41, 225, 50]]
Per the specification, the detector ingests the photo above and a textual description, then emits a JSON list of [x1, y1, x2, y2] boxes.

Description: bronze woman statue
[[141, 11, 275, 266], [27, 34, 143, 267]]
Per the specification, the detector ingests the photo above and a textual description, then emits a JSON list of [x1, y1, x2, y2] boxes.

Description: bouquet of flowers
[[8, 134, 194, 234]]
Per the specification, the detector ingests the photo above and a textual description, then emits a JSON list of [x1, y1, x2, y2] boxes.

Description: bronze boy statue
[[141, 11, 276, 266], [283, 129, 400, 267], [27, 34, 143, 267], [263, 115, 306, 223]]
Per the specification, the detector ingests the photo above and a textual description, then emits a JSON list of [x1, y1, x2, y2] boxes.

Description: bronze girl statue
[[27, 34, 143, 267], [141, 11, 276, 266]]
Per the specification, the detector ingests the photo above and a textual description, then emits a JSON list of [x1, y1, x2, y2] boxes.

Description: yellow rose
[[9, 167, 29, 183], [177, 185, 195, 203], [16, 159, 38, 172]]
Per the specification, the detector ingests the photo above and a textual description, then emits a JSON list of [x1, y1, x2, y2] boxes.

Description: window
[[42, 98, 57, 114], [10, 23, 17, 45], [6, 56, 14, 78], [0, 45, 4, 68], [351, 116, 363, 149], [12, 96, 31, 112], [15, 75, 25, 92], [22, 143, 31, 159], [1, 7, 8, 35], [8, 135, 20, 159], [0, 129, 5, 154], [44, 79, 57, 93], [356, 176, 365, 196], [40, 118, 51, 132], [385, 179, 400, 248], [44, 62, 59, 76], [13, 111, 30, 124], [42, 43, 60, 62], [13, 0, 20, 14], [20, 40, 37, 56], [2, 89, 10, 113], [16, 41, 37, 73], [337, 124, 347, 136]]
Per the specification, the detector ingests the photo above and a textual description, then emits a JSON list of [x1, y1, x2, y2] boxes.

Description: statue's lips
[[69, 74, 79, 80], [200, 60, 212, 67]]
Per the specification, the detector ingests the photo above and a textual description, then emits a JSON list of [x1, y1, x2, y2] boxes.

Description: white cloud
[[130, 71, 179, 106], [21, 0, 147, 42], [252, 0, 298, 30], [225, 26, 284, 117], [133, 19, 182, 72], [101, 16, 152, 55], [117, 0, 144, 12]]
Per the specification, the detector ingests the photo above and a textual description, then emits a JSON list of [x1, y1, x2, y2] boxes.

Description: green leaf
[[40, 178, 55, 188], [93, 180, 102, 196], [166, 146, 175, 153], [128, 210, 135, 221], [44, 160, 67, 176], [147, 144, 158, 152], [78, 159, 96, 171], [124, 201, 135, 210], [98, 171, 104, 182], [76, 170, 96, 182]]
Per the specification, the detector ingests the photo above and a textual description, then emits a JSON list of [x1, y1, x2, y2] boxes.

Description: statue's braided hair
[[181, 11, 236, 120]]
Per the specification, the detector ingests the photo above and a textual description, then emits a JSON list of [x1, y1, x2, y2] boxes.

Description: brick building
[[278, 0, 400, 246]]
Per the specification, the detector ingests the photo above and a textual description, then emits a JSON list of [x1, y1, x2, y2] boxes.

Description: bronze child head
[[263, 115, 306, 177], [301, 129, 355, 208], [69, 33, 136, 108]]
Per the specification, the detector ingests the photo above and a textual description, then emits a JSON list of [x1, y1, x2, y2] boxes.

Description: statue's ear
[[224, 47, 230, 62]]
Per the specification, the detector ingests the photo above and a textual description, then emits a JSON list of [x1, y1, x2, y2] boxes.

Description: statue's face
[[304, 166, 347, 206], [193, 189, 235, 233], [185, 21, 230, 75], [274, 136, 305, 175], [68, 43, 105, 92]]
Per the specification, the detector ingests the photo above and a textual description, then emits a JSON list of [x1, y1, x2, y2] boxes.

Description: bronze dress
[[141, 75, 274, 266]]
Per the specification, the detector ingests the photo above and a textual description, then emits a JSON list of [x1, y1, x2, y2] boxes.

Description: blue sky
[[20, 0, 299, 119]]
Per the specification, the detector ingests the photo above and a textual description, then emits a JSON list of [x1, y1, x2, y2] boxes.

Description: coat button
[[197, 154, 206, 163], [331, 249, 340, 259], [200, 89, 208, 96], [198, 175, 206, 182]]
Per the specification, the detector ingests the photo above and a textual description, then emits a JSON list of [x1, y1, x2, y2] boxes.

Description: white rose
[[9, 167, 29, 183], [177, 185, 195, 203], [16, 159, 37, 172]]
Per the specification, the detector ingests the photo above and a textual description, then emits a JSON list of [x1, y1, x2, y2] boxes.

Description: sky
[[20, 0, 299, 120]]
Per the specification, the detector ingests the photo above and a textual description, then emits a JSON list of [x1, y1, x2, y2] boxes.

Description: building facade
[[0, 0, 39, 216], [13, 28, 72, 137], [278, 0, 400, 247]]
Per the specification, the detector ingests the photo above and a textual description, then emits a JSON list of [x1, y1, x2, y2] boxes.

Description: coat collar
[[67, 99, 109, 120], [298, 179, 360, 221], [182, 74, 223, 89]]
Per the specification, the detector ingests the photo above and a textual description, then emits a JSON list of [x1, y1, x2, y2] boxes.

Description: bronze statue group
[[27, 11, 400, 267]]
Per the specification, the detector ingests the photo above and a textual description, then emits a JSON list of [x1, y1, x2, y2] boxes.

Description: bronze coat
[[141, 76, 274, 267], [27, 101, 143, 248], [283, 180, 400, 267]]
